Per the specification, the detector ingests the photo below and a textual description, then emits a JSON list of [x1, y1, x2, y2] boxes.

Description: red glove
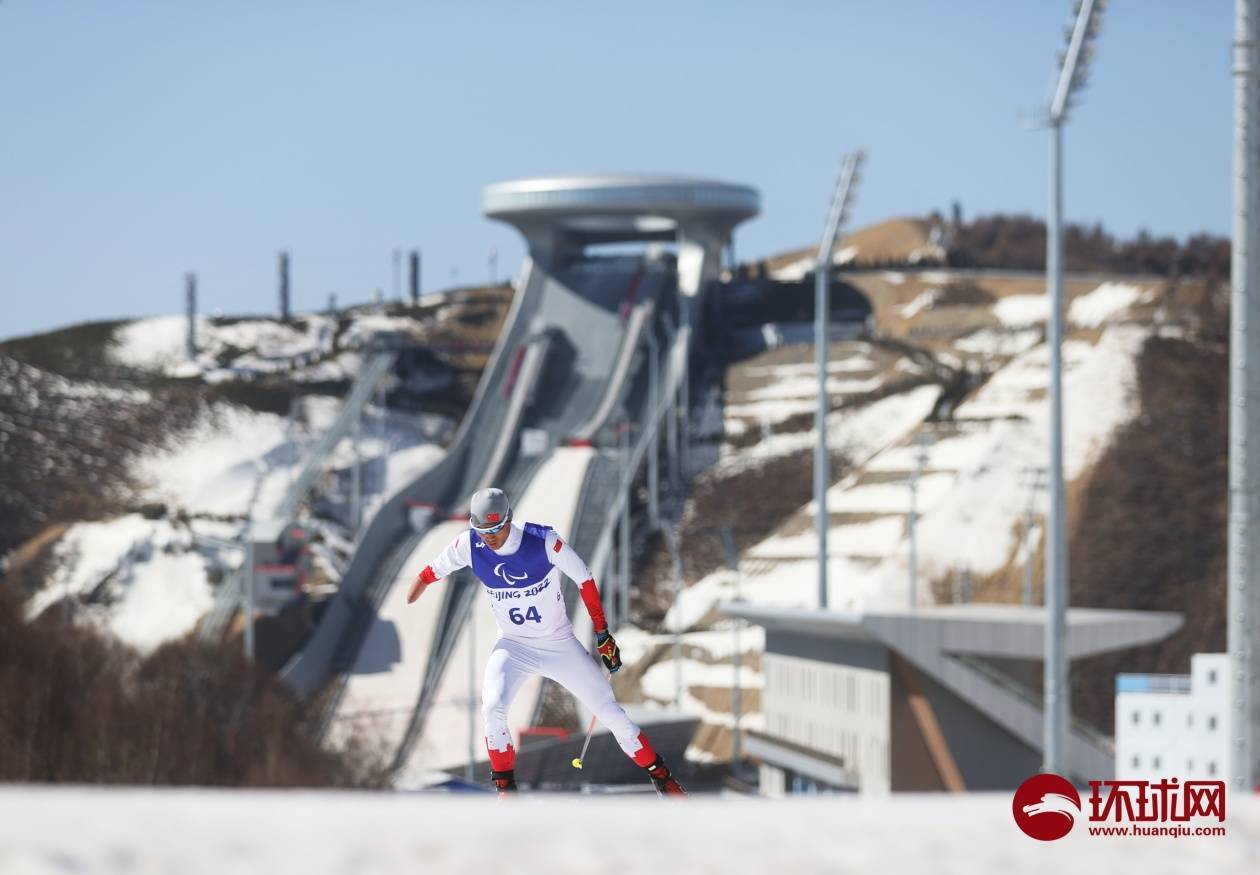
[[408, 565, 438, 603]]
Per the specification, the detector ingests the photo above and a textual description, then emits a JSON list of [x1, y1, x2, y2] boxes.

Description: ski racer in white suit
[[408, 487, 686, 796]]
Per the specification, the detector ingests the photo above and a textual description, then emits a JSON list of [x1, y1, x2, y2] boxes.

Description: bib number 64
[[508, 606, 543, 625]]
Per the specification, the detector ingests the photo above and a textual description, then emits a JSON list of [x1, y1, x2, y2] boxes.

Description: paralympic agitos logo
[[1012, 773, 1226, 840]]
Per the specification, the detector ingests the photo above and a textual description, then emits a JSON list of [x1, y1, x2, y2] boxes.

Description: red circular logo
[[1012, 773, 1081, 841]]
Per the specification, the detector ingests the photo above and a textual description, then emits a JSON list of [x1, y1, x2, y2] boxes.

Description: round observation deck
[[483, 174, 760, 248]]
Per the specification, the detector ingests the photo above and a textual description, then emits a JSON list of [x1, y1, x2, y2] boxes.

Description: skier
[[407, 487, 687, 797]]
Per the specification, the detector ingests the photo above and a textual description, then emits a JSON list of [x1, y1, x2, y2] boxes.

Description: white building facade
[[758, 652, 888, 795], [1114, 653, 1230, 781]]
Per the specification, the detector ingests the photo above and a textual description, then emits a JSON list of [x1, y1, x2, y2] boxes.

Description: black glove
[[595, 629, 622, 674]]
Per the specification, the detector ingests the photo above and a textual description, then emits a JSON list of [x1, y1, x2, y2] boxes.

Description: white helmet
[[470, 487, 512, 534]]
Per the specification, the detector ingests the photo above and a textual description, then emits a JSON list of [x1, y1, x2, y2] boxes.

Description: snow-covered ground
[[0, 787, 1246, 875], [991, 281, 1150, 330], [28, 390, 447, 652], [111, 315, 338, 380], [24, 515, 217, 653]]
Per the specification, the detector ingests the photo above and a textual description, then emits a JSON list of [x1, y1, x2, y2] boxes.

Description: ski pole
[[573, 650, 612, 769], [571, 713, 598, 769]]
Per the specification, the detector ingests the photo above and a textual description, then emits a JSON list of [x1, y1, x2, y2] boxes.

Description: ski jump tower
[[482, 174, 760, 300]]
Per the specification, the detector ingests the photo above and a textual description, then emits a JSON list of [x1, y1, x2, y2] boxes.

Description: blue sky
[[0, 1, 1233, 340]]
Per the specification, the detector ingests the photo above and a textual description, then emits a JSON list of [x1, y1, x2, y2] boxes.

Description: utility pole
[[1022, 467, 1046, 607], [719, 528, 742, 763], [907, 435, 931, 610], [1230, 0, 1260, 794], [618, 418, 632, 629], [185, 272, 197, 360], [409, 250, 420, 304], [393, 248, 402, 301], [1036, 0, 1105, 777], [243, 517, 255, 661], [466, 614, 476, 783], [814, 150, 865, 610], [666, 528, 684, 709], [667, 317, 681, 492], [647, 324, 660, 529], [350, 405, 362, 537], [278, 251, 291, 321]]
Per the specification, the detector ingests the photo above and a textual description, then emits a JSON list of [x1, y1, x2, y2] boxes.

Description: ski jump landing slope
[[303, 255, 673, 774], [3, 787, 1250, 875]]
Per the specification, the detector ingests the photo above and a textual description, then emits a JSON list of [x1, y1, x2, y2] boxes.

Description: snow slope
[[32, 389, 445, 652], [25, 515, 216, 653], [0, 787, 1246, 875]]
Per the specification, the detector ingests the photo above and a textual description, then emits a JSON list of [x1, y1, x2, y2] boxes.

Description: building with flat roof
[[721, 602, 1182, 795], [1115, 653, 1230, 782]]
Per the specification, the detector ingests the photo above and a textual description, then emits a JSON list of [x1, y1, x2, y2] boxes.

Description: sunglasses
[[473, 517, 510, 536]]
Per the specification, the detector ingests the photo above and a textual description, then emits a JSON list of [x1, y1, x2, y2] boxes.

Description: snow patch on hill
[[111, 315, 336, 379], [138, 404, 304, 519], [1069, 281, 1145, 328], [26, 515, 216, 652]]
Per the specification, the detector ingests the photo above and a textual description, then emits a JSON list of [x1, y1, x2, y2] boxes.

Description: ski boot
[[492, 769, 518, 799], [644, 756, 687, 797]]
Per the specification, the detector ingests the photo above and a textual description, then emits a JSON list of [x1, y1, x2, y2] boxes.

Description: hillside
[[612, 246, 1226, 760], [0, 285, 511, 654]]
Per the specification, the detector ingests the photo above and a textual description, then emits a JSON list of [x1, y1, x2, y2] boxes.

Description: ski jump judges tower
[[482, 174, 760, 300]]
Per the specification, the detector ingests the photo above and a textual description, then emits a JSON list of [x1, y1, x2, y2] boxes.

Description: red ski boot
[[491, 769, 518, 799], [644, 756, 687, 796]]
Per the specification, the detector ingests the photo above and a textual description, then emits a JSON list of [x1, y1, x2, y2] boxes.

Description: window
[[1153, 711, 1161, 727], [1208, 761, 1217, 776], [1208, 715, 1218, 731], [1153, 756, 1161, 770], [1188, 713, 1194, 728], [1132, 711, 1140, 725], [1208, 669, 1217, 685], [1132, 755, 1140, 769], [1187, 759, 1194, 773]]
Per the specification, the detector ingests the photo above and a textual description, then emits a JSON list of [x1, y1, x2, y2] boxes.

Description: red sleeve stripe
[[553, 538, 563, 553], [579, 578, 607, 632]]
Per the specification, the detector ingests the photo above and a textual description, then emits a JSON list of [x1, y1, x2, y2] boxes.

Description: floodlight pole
[[1040, 0, 1104, 777], [1044, 118, 1068, 775], [1230, 0, 1260, 794], [814, 150, 865, 610]]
